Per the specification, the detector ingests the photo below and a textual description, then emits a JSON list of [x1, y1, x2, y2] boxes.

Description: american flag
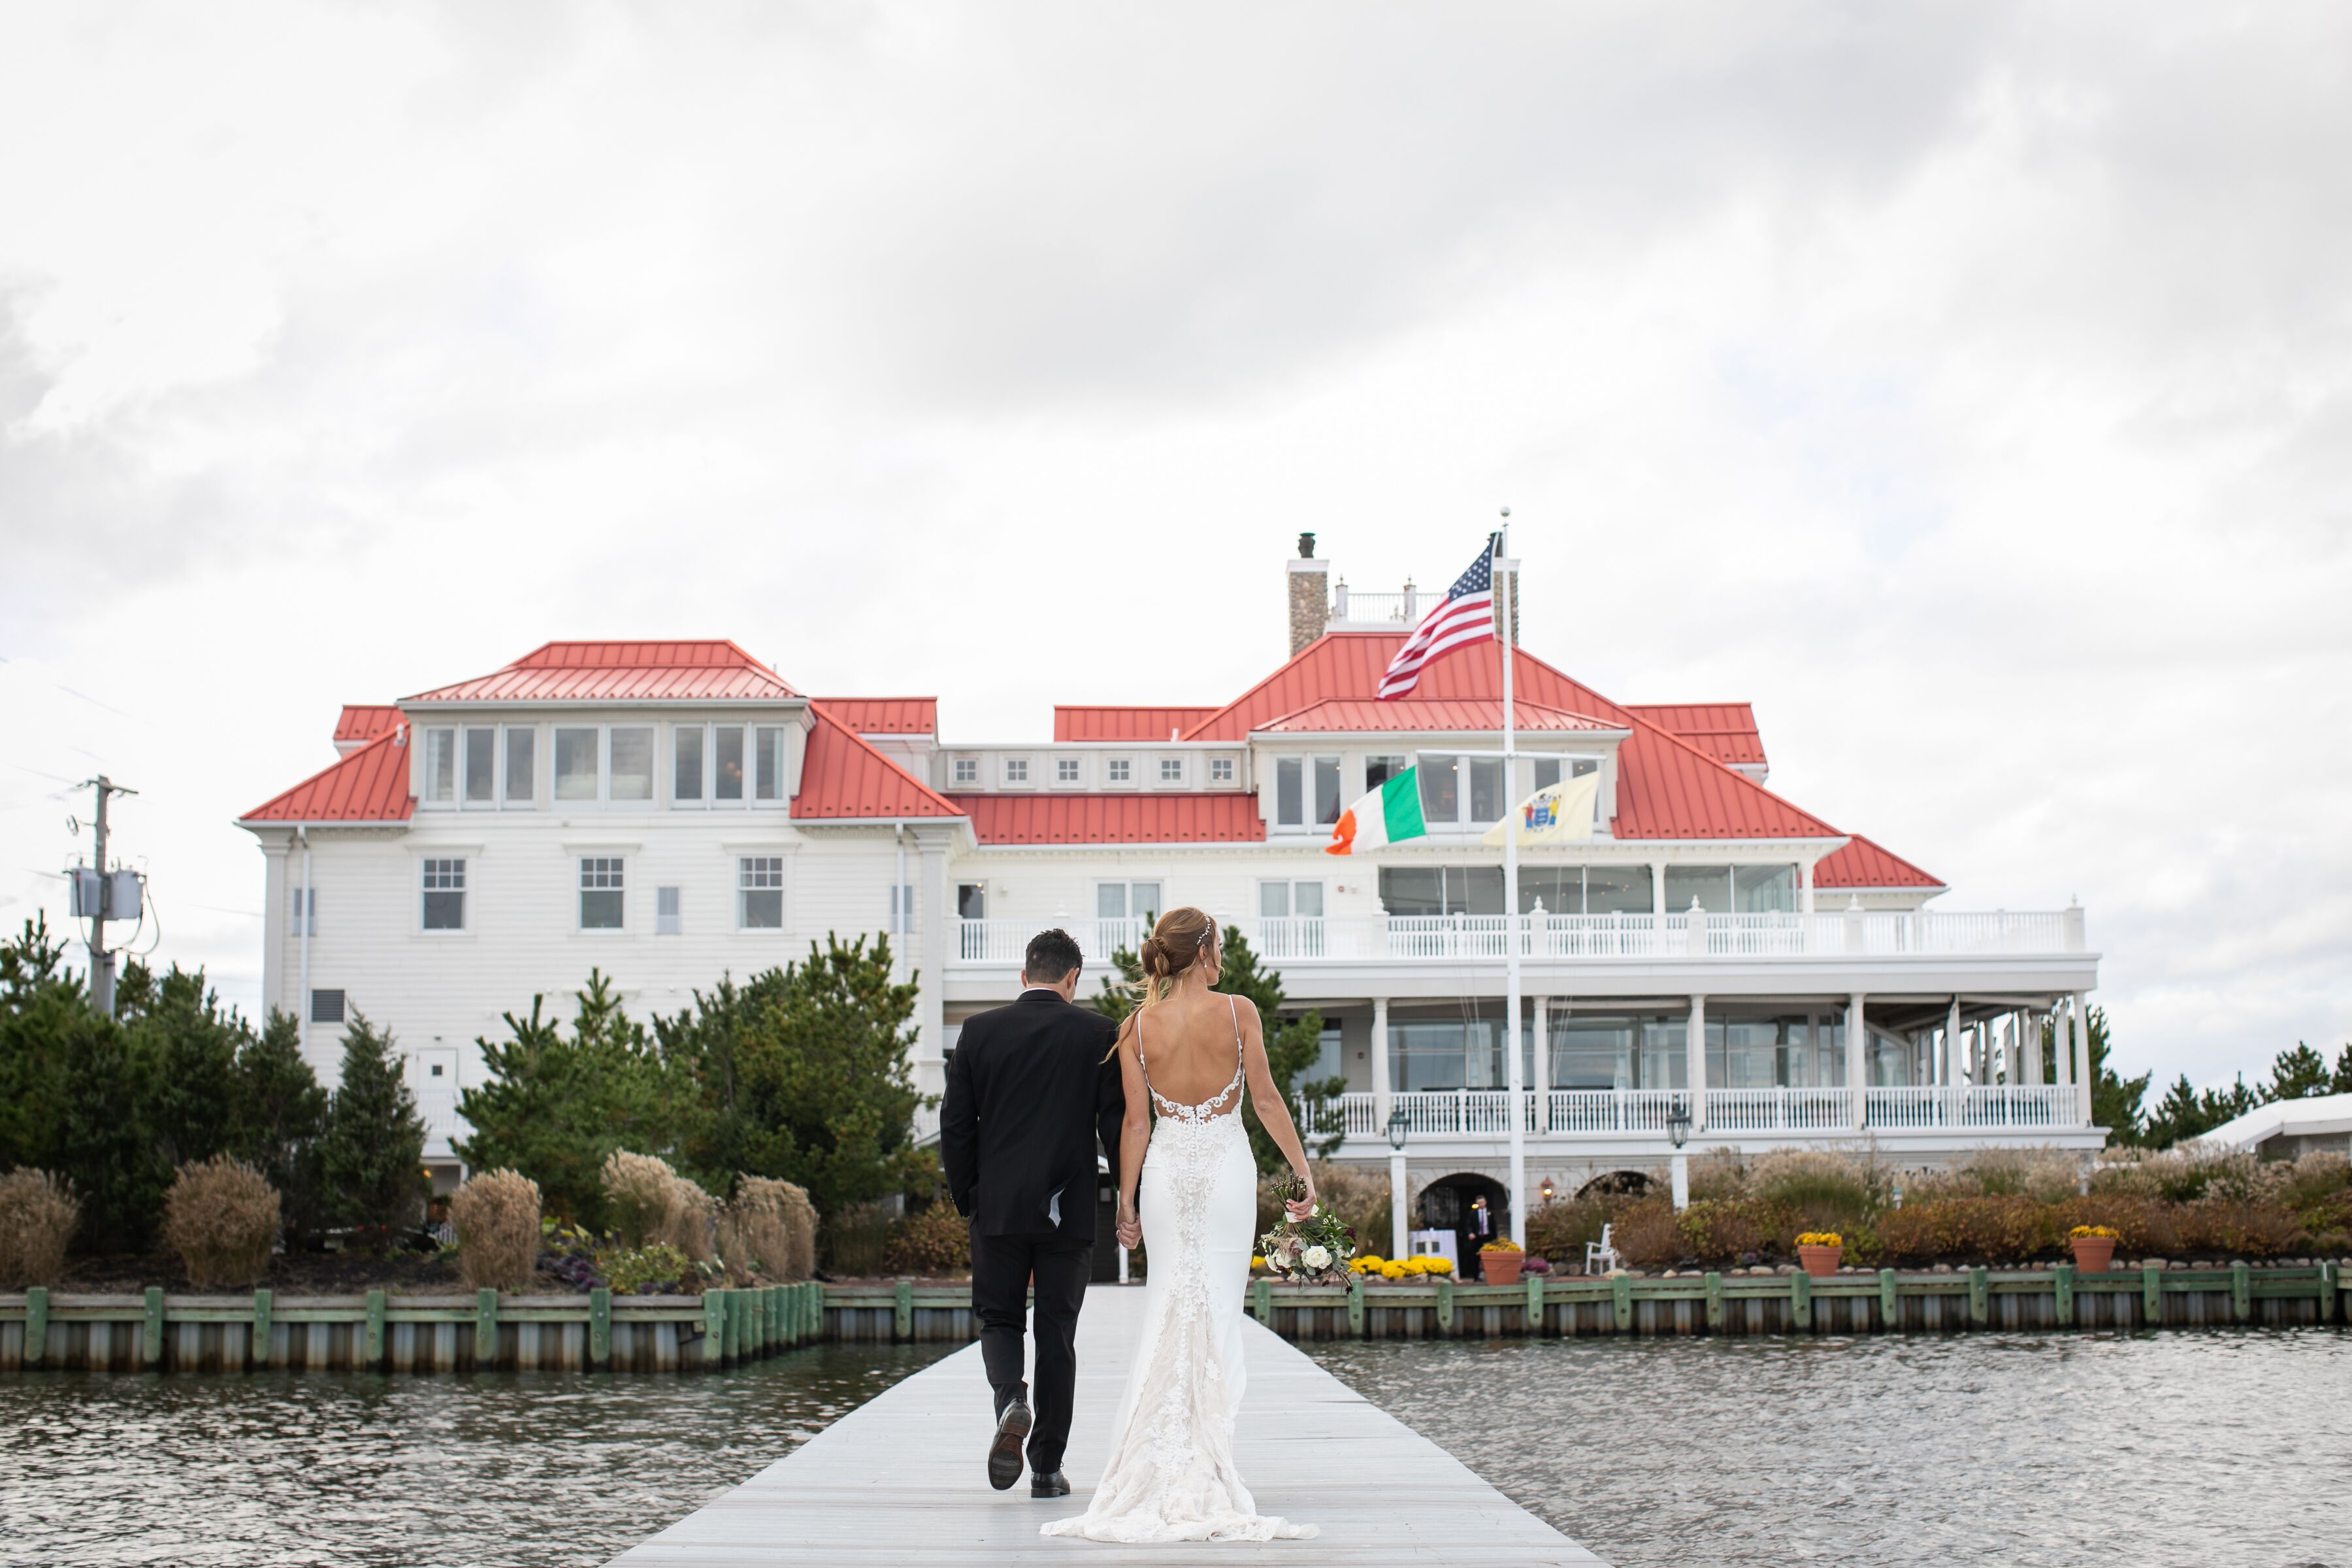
[[1377, 542, 1496, 698]]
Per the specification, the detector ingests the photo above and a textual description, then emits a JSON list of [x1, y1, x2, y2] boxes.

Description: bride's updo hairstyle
[[1135, 906, 1221, 1009]]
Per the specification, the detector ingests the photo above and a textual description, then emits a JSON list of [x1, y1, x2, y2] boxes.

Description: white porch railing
[[955, 909, 2085, 965], [1308, 1085, 2083, 1137]]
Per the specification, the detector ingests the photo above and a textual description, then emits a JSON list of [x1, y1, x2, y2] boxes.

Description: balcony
[[949, 908, 2087, 967], [1305, 1083, 2083, 1141]]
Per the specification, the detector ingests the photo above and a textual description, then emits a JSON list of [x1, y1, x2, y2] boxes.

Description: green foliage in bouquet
[[1254, 1172, 1355, 1284]]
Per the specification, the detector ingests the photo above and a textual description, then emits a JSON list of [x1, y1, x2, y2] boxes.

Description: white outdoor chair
[[1584, 1224, 1621, 1275]]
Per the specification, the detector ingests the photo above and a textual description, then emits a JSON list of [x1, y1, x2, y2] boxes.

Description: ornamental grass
[[0, 1168, 80, 1288], [1254, 1161, 1388, 1255], [159, 1156, 280, 1290], [720, 1175, 818, 1283], [600, 1151, 719, 1262], [449, 1168, 541, 1292], [881, 1201, 970, 1276]]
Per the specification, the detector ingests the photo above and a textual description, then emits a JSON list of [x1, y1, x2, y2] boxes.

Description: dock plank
[[613, 1283, 1603, 1567]]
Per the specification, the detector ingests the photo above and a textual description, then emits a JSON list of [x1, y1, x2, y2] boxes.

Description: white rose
[[1301, 1245, 1332, 1271]]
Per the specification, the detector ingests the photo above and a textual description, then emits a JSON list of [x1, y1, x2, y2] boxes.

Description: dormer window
[[1159, 757, 1184, 784], [1058, 758, 1081, 783], [1005, 757, 1030, 785], [1274, 756, 1341, 828], [1108, 759, 1132, 784], [953, 758, 977, 785], [1210, 757, 1235, 784]]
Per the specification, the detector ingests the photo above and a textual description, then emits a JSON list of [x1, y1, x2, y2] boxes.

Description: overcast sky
[[3, 3, 2346, 1095]]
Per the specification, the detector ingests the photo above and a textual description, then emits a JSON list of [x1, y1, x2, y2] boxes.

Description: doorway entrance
[[1416, 1172, 1511, 1269]]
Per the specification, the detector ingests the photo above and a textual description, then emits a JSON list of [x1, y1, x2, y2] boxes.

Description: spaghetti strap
[[1228, 994, 1243, 1071]]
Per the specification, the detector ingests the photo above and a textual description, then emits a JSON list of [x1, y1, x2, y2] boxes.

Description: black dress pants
[[970, 1228, 1092, 1475]]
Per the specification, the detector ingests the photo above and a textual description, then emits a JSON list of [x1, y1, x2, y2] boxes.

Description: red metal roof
[[1179, 634, 1835, 841], [954, 793, 1266, 845], [1624, 703, 1765, 768], [1254, 698, 1621, 734], [1053, 706, 1222, 742], [242, 728, 415, 824], [334, 704, 401, 749], [815, 698, 938, 735], [1814, 833, 1944, 890], [792, 706, 962, 821], [406, 641, 800, 704]]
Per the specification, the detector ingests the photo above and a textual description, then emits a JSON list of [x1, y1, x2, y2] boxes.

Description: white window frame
[[577, 855, 627, 932], [419, 857, 467, 933], [1258, 878, 1326, 919], [1209, 756, 1235, 785], [1094, 880, 1164, 923], [421, 727, 459, 806], [504, 725, 539, 808], [952, 757, 979, 786], [1107, 757, 1133, 785], [665, 723, 790, 811], [738, 855, 786, 931], [607, 724, 658, 809], [1055, 757, 1081, 784], [1157, 756, 1185, 786], [657, 885, 683, 936], [1004, 757, 1030, 785]]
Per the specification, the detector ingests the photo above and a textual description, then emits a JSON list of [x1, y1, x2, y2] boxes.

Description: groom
[[941, 928, 1125, 1500]]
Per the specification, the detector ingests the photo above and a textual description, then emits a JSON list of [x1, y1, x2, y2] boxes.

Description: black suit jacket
[[941, 990, 1124, 1241]]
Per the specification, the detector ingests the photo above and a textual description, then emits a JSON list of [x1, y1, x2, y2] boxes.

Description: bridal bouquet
[[1254, 1175, 1356, 1284]]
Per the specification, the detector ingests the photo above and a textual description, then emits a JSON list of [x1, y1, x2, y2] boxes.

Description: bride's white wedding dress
[[1041, 997, 1315, 1544]]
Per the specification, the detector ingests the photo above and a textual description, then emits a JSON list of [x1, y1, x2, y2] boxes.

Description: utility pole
[[79, 775, 139, 1017]]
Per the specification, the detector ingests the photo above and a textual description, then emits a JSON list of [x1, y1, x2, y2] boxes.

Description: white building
[[240, 544, 2103, 1244]]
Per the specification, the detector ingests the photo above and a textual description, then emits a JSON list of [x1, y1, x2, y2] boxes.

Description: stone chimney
[[1286, 533, 1330, 655]]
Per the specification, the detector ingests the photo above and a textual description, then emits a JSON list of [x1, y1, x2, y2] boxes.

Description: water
[[7, 1333, 2348, 1567], [0, 1343, 956, 1568], [1307, 1330, 2352, 1568]]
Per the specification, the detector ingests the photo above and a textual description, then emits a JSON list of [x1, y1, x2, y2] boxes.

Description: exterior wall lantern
[[1386, 1108, 1409, 1261], [1665, 1102, 1692, 1213]]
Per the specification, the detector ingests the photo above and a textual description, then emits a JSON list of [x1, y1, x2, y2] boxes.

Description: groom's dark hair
[[1022, 928, 1084, 985]]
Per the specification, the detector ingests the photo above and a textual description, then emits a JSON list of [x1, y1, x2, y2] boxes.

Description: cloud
[[1, 1, 2346, 1090]]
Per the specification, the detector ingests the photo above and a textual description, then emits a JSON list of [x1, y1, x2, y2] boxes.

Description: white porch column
[[915, 836, 950, 1137], [1531, 995, 1550, 1132], [2052, 1001, 2073, 1090], [2023, 1009, 2044, 1085], [1944, 997, 1961, 1088], [1847, 992, 1868, 1130], [1371, 996, 1392, 1134], [1687, 994, 1708, 1132], [1799, 859, 1816, 915], [2071, 990, 2093, 1125], [1390, 1147, 1409, 1260]]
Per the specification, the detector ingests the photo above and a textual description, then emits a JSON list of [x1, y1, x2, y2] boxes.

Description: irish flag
[[1326, 768, 1426, 855]]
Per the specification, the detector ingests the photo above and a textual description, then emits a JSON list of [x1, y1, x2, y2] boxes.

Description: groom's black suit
[[941, 987, 1124, 1477]]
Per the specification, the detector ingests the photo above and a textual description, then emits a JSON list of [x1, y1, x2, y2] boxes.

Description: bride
[[1042, 906, 1320, 1544]]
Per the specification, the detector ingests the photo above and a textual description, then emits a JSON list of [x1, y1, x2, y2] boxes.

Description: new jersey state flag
[[1481, 772, 1599, 847]]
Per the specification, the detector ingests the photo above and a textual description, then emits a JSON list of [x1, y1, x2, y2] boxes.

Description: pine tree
[[2334, 1044, 2352, 1096], [318, 1012, 427, 1249], [1092, 928, 1340, 1173], [2082, 1005, 2149, 1145], [457, 972, 688, 1231], [126, 964, 247, 1172], [2266, 1042, 2332, 1102], [234, 1009, 329, 1237]]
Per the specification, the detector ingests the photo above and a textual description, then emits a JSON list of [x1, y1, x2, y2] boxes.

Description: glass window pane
[[1584, 864, 1652, 914], [1469, 757, 1503, 822], [714, 727, 744, 800], [1531, 757, 1561, 792], [1418, 755, 1458, 823], [1365, 755, 1406, 791], [1097, 884, 1126, 919], [579, 857, 624, 928], [609, 727, 654, 800], [1664, 864, 1732, 915], [1377, 866, 1444, 917], [1640, 1017, 1688, 1089], [1516, 866, 1569, 914], [421, 858, 465, 930], [1571, 757, 1599, 777], [674, 727, 704, 802], [424, 728, 456, 802], [657, 885, 682, 935], [1275, 758, 1303, 826], [1293, 881, 1324, 918], [555, 728, 599, 800], [1734, 864, 1798, 913], [1260, 882, 1290, 919], [1314, 757, 1341, 825], [504, 727, 535, 802], [1458, 865, 1505, 915], [1550, 1015, 1635, 1090], [755, 727, 784, 799], [958, 883, 987, 919], [463, 729, 496, 802], [738, 855, 784, 929], [1130, 883, 1161, 923]]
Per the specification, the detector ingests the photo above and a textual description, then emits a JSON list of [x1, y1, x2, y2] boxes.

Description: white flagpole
[[1499, 512, 1526, 1249]]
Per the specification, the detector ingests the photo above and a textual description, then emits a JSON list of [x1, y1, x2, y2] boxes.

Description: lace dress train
[[1042, 1002, 1314, 1544]]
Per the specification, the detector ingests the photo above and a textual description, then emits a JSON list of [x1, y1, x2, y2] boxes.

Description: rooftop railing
[[949, 908, 2085, 966]]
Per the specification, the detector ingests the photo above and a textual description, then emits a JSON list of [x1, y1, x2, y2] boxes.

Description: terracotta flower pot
[[1480, 1251, 1526, 1286], [1797, 1245, 1843, 1279], [2070, 1236, 2117, 1274]]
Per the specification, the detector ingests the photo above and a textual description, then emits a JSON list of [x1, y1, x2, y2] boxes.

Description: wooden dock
[[610, 1282, 1606, 1567]]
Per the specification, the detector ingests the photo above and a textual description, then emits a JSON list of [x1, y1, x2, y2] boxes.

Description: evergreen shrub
[[881, 1201, 970, 1275]]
